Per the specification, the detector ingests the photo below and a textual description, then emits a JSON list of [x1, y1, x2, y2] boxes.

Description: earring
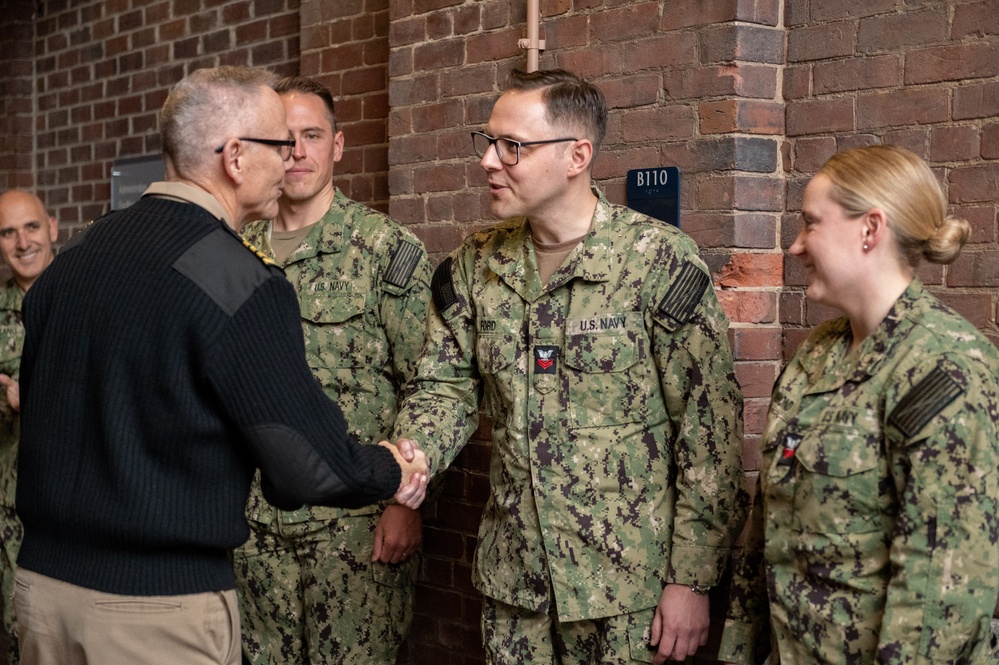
[[863, 244, 869, 251]]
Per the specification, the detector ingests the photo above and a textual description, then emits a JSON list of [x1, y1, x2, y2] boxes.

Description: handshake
[[378, 438, 429, 509]]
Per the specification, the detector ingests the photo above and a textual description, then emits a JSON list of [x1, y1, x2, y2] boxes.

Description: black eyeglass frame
[[214, 137, 296, 160], [471, 131, 578, 166]]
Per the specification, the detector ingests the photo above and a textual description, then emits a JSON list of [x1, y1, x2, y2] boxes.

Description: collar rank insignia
[[777, 433, 802, 466], [534, 346, 558, 374]]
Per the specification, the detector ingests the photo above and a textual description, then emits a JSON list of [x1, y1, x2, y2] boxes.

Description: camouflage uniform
[[719, 279, 999, 665], [394, 192, 745, 661], [232, 188, 432, 665], [0, 279, 21, 665]]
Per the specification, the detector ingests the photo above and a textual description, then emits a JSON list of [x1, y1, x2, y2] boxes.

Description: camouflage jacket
[[394, 193, 745, 621], [243, 188, 432, 522], [719, 279, 999, 665], [0, 280, 22, 509]]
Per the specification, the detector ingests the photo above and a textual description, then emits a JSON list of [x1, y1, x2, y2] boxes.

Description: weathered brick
[[952, 0, 999, 40], [949, 163, 999, 204], [661, 0, 740, 30], [857, 88, 948, 130], [813, 55, 900, 94], [954, 81, 999, 121], [734, 360, 779, 398], [699, 99, 783, 135], [857, 7, 948, 54], [701, 24, 784, 65], [929, 126, 980, 164], [589, 2, 659, 42], [947, 250, 999, 287], [787, 21, 856, 62], [716, 253, 784, 287], [786, 98, 854, 136], [905, 42, 999, 85], [983, 122, 999, 160], [811, 0, 894, 21], [792, 136, 836, 173]]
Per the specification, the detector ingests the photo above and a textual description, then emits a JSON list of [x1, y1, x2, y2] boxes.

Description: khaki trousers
[[14, 568, 240, 665]]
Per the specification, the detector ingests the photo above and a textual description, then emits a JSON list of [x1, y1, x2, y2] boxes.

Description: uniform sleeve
[[206, 275, 402, 510], [393, 252, 481, 476], [376, 233, 434, 394], [649, 246, 747, 587], [717, 474, 772, 664], [876, 355, 999, 664]]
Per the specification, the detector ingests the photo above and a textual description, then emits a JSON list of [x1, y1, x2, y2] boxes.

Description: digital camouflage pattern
[[0, 279, 21, 665], [719, 279, 999, 665], [232, 188, 432, 664], [394, 192, 746, 623], [481, 595, 657, 664]]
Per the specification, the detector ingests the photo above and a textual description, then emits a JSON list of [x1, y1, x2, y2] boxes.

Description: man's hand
[[649, 584, 710, 663], [372, 504, 423, 564], [378, 439, 428, 509], [0, 375, 19, 412]]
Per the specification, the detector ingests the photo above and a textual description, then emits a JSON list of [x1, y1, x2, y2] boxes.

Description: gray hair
[[160, 66, 278, 176]]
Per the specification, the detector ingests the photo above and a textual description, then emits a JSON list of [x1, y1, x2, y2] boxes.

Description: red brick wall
[[298, 0, 393, 211], [22, 0, 301, 231], [1, 2, 998, 665], [0, 0, 36, 194], [783, 0, 999, 351]]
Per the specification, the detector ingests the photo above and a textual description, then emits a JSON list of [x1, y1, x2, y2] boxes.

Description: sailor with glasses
[[395, 68, 746, 665]]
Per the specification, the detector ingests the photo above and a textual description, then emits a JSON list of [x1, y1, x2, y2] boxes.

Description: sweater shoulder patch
[[172, 227, 278, 316]]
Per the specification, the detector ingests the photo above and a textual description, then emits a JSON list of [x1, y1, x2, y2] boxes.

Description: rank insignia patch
[[777, 433, 802, 466], [534, 346, 558, 374]]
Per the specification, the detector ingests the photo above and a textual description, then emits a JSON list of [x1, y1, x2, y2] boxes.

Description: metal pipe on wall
[[519, 0, 544, 72]]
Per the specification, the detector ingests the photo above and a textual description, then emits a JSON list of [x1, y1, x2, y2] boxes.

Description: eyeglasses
[[471, 131, 577, 166], [214, 137, 296, 160]]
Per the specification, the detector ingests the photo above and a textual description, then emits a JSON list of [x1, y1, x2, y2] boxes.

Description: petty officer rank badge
[[534, 346, 558, 374], [777, 432, 802, 467]]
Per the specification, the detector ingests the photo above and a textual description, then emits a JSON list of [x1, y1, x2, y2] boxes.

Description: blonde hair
[[818, 145, 970, 267]]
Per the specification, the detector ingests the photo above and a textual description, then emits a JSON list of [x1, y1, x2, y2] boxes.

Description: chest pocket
[[476, 329, 518, 421], [298, 292, 366, 369], [564, 326, 648, 428], [791, 411, 885, 535]]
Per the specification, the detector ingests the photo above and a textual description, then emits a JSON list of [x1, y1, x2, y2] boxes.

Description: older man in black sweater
[[13, 66, 428, 665]]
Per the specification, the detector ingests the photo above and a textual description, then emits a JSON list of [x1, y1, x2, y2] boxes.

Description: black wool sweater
[[16, 196, 400, 596]]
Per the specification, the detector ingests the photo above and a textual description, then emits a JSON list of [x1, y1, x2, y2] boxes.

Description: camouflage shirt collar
[[283, 187, 351, 263], [487, 189, 614, 294], [0, 279, 23, 313], [800, 278, 924, 388]]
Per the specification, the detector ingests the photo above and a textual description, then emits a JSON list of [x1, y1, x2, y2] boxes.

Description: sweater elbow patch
[[243, 423, 351, 507]]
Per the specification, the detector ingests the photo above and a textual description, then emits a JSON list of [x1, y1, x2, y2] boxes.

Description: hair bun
[[923, 215, 971, 264]]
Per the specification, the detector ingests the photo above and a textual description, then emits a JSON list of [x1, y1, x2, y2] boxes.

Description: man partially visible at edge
[[0, 189, 58, 665]]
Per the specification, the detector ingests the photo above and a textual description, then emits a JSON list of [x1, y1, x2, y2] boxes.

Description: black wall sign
[[626, 166, 680, 228]]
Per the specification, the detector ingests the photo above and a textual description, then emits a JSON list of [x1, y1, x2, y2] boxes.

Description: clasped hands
[[378, 437, 429, 509]]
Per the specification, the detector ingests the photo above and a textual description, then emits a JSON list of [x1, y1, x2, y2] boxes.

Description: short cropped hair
[[274, 76, 338, 134], [506, 69, 607, 152], [160, 66, 277, 176]]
